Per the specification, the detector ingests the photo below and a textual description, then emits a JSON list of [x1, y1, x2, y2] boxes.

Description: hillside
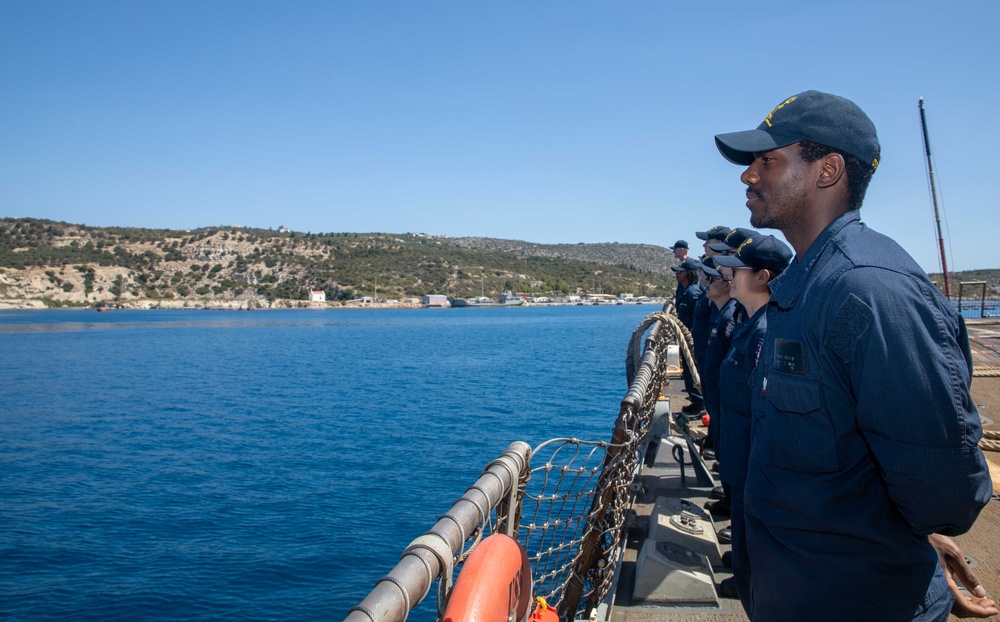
[[443, 237, 673, 276], [0, 218, 679, 309]]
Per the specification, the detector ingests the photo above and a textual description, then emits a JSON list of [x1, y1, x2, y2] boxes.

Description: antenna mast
[[919, 97, 951, 297]]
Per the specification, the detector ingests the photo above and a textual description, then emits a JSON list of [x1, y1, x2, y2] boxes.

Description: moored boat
[[447, 292, 525, 307]]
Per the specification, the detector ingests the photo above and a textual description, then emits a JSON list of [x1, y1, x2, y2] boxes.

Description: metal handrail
[[345, 442, 531, 622]]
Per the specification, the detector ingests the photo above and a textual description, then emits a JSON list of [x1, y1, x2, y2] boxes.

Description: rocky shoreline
[[0, 299, 424, 311]]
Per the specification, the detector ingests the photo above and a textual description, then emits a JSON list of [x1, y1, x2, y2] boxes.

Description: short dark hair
[[798, 140, 878, 211]]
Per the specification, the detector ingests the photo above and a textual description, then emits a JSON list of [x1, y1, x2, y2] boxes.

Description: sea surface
[[0, 305, 656, 621]]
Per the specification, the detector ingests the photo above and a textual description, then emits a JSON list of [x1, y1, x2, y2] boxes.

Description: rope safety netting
[[515, 305, 697, 621]]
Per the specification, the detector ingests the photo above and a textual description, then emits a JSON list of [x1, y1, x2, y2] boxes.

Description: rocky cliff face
[[1, 265, 129, 306]]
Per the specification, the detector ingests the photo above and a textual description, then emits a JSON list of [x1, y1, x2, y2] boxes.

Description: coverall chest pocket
[[759, 371, 838, 473]]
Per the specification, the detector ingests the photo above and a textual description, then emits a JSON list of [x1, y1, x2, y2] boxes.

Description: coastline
[[0, 299, 668, 311]]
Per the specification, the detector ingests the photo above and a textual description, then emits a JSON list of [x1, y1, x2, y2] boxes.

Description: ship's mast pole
[[919, 97, 951, 297]]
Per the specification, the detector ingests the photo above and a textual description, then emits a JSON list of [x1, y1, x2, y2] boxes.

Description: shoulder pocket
[[759, 372, 838, 473]]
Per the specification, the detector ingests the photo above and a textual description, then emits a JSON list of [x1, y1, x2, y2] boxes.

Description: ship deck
[[609, 320, 1000, 622]]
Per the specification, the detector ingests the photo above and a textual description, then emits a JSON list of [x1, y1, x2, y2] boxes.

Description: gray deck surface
[[610, 320, 1000, 622]]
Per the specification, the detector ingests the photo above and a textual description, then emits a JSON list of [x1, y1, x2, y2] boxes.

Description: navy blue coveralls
[[718, 305, 766, 616], [676, 282, 703, 330], [746, 211, 991, 622], [690, 294, 715, 417], [676, 282, 704, 402], [702, 297, 738, 454]]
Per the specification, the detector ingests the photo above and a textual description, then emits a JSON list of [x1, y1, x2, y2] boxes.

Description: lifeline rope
[[625, 305, 700, 393], [981, 430, 1000, 452]]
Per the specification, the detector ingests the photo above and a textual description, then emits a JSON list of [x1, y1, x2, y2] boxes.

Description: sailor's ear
[[816, 153, 846, 189]]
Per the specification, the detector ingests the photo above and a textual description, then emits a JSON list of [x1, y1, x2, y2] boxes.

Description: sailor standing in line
[[697, 255, 739, 517], [705, 227, 759, 516], [701, 227, 756, 514], [689, 227, 731, 425], [713, 234, 792, 610], [696, 226, 732, 259], [714, 90, 995, 620], [669, 239, 690, 305], [672, 258, 705, 413], [707, 227, 755, 261]]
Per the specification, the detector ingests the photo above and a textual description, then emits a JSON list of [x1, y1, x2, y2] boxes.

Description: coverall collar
[[770, 209, 862, 311]]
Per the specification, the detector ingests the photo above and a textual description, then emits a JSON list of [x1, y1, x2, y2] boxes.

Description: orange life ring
[[442, 534, 532, 622]]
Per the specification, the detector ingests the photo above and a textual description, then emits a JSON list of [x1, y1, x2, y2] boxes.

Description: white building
[[309, 290, 326, 302]]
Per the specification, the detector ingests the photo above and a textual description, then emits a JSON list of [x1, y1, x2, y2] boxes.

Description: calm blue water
[[0, 305, 654, 621]]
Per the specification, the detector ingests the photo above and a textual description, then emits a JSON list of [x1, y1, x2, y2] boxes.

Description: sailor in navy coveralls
[[698, 256, 739, 477], [714, 90, 994, 621], [689, 230, 730, 423], [670, 239, 690, 305], [713, 233, 792, 614], [673, 259, 704, 330], [673, 258, 705, 411]]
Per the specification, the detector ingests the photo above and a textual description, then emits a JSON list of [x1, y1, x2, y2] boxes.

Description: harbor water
[[0, 305, 655, 621]]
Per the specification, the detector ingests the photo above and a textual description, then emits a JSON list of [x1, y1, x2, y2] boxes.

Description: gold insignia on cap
[[762, 96, 797, 128]]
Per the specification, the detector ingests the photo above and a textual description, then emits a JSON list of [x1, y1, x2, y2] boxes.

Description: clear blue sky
[[2, 1, 997, 272]]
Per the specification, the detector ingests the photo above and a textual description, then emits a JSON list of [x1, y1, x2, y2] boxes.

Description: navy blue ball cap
[[709, 227, 759, 253], [713, 234, 793, 275], [714, 90, 880, 171], [671, 258, 701, 272], [695, 226, 732, 242], [669, 239, 689, 250], [700, 256, 722, 277]]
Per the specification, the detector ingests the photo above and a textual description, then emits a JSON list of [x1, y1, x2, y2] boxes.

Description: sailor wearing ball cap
[[668, 239, 689, 260], [672, 258, 704, 412], [708, 227, 757, 255], [691, 227, 735, 413], [688, 224, 734, 418], [695, 225, 732, 257], [714, 90, 993, 621], [671, 259, 703, 329], [670, 240, 691, 306], [711, 234, 792, 610], [698, 255, 738, 500]]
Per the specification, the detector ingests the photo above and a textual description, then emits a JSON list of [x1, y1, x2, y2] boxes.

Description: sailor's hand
[[928, 534, 998, 618]]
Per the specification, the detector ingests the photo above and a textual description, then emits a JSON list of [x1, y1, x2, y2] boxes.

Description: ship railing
[[345, 308, 693, 622], [344, 441, 532, 622], [955, 280, 1000, 319], [932, 278, 1000, 319]]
